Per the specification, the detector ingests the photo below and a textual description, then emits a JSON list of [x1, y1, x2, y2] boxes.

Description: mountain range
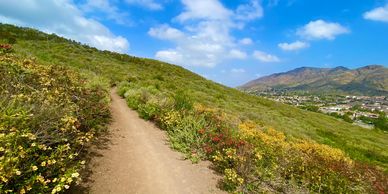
[[241, 65, 388, 95]]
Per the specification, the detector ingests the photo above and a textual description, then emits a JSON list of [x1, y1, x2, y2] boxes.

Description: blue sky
[[0, 0, 387, 87]]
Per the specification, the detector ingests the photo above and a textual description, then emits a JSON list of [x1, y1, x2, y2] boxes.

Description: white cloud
[[278, 41, 309, 51], [151, 0, 262, 67], [155, 43, 224, 67], [235, 0, 263, 21], [92, 35, 129, 52], [253, 50, 280, 62], [231, 68, 246, 73], [155, 50, 184, 64], [80, 0, 130, 25], [125, 0, 163, 10], [148, 25, 185, 40], [297, 20, 349, 40], [0, 0, 129, 53], [239, 38, 253, 45], [364, 4, 388, 23], [176, 0, 232, 22], [229, 49, 247, 59]]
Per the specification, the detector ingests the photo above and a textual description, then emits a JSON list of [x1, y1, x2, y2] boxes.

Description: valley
[[249, 91, 388, 130]]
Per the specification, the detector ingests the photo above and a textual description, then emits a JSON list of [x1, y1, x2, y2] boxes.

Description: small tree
[[7, 37, 17, 44], [375, 112, 388, 131]]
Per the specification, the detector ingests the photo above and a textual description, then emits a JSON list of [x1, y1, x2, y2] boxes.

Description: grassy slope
[[1, 24, 387, 170]]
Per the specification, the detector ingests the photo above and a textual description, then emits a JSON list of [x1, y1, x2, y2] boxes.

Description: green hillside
[[1, 24, 387, 193]]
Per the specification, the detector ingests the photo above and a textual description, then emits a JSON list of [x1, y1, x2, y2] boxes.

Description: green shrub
[[123, 88, 141, 109], [0, 54, 109, 193], [164, 113, 207, 161], [117, 81, 132, 97], [153, 74, 164, 81], [137, 102, 159, 120], [126, 97, 140, 110], [7, 37, 16, 44], [173, 91, 193, 111], [0, 44, 13, 54]]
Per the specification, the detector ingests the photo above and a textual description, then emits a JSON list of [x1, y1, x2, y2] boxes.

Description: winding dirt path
[[73, 89, 224, 194]]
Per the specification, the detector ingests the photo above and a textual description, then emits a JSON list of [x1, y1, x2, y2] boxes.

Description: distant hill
[[240, 65, 388, 95]]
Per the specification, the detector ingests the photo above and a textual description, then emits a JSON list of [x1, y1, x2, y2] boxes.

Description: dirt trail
[[73, 89, 225, 194]]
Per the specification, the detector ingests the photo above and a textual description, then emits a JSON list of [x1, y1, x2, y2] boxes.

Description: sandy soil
[[69, 89, 225, 194]]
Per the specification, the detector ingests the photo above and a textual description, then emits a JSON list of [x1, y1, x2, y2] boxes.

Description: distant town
[[250, 91, 388, 130]]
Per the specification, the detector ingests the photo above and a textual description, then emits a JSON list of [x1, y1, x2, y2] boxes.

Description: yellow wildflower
[[37, 175, 45, 184], [255, 152, 262, 160], [28, 134, 36, 140], [71, 172, 80, 178], [1, 176, 8, 183], [237, 177, 244, 184]]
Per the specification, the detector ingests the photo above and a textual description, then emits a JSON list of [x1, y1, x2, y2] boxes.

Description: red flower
[[237, 140, 246, 147], [204, 145, 213, 154], [0, 44, 12, 50], [211, 136, 221, 143], [198, 128, 205, 135], [225, 139, 234, 146]]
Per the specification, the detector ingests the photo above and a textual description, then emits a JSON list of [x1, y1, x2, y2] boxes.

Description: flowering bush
[[237, 122, 364, 192], [0, 53, 110, 193], [0, 44, 13, 53]]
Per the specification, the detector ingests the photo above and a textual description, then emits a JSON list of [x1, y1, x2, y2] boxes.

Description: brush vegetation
[[0, 49, 109, 193], [0, 23, 387, 193]]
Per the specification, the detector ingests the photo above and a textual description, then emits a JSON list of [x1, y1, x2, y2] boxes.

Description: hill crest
[[241, 65, 388, 95]]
